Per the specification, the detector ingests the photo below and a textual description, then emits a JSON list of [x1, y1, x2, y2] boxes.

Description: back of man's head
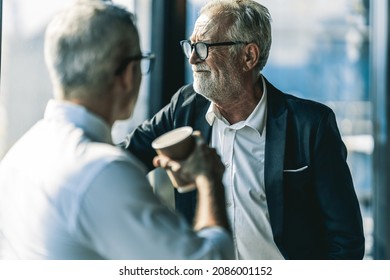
[[44, 0, 139, 100]]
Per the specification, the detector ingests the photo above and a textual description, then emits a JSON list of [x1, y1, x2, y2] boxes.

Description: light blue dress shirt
[[0, 100, 233, 260]]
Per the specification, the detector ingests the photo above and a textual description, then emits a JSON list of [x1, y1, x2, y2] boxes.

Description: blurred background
[[0, 0, 389, 259]]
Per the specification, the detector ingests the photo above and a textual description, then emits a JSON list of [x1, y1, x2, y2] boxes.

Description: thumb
[[192, 130, 205, 146]]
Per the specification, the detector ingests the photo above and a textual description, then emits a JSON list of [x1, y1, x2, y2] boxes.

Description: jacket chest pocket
[[283, 165, 313, 203]]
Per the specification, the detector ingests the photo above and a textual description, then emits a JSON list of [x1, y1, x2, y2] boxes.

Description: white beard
[[193, 72, 241, 103]]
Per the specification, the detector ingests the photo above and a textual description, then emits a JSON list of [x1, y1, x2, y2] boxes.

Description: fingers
[[153, 130, 224, 182], [192, 130, 201, 137], [153, 155, 181, 172], [192, 130, 205, 146]]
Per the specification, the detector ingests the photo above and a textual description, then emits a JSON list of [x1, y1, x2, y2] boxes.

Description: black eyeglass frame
[[114, 52, 156, 75], [180, 40, 248, 60]]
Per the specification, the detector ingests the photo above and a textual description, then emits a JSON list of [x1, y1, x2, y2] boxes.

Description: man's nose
[[189, 48, 202, 65]]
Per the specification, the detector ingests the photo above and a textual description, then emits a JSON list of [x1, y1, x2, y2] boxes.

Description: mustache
[[192, 66, 210, 71]]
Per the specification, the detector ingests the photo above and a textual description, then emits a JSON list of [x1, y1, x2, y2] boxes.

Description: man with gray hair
[[0, 0, 233, 259], [124, 0, 365, 259]]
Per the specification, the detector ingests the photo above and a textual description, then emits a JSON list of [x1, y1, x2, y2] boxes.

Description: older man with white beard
[[123, 0, 364, 260]]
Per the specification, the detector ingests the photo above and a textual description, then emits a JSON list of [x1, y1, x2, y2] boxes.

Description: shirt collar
[[44, 99, 113, 144], [205, 75, 267, 135]]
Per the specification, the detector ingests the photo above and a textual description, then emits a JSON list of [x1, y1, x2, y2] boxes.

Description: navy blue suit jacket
[[124, 77, 365, 259]]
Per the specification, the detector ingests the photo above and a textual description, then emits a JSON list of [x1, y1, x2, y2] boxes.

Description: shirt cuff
[[198, 226, 235, 260]]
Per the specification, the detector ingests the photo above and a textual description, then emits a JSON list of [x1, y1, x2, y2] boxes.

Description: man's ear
[[117, 61, 136, 92], [243, 43, 260, 71]]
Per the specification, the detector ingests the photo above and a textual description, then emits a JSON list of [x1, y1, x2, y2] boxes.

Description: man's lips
[[193, 69, 210, 73]]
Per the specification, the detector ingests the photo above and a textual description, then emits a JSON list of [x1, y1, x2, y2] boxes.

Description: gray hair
[[44, 0, 139, 99], [200, 0, 272, 72]]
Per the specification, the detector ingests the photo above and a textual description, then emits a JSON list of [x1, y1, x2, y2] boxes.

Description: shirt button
[[226, 202, 232, 208], [260, 194, 266, 201], [225, 162, 230, 168]]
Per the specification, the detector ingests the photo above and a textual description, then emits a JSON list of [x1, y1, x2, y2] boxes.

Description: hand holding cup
[[152, 127, 224, 193]]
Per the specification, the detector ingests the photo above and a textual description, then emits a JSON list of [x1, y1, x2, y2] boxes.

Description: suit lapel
[[264, 78, 287, 242]]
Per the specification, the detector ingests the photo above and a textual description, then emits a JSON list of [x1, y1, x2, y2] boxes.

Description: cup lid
[[151, 126, 193, 149]]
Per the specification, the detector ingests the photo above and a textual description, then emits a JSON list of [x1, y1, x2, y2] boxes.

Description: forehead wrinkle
[[191, 15, 219, 42]]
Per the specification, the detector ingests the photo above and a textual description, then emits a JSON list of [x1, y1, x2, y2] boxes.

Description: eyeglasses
[[115, 52, 155, 75], [180, 40, 248, 60]]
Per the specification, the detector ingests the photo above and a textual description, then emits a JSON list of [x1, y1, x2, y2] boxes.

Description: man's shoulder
[[178, 83, 196, 96], [84, 141, 147, 173], [283, 93, 332, 113], [172, 83, 209, 109], [278, 94, 334, 128], [265, 77, 333, 121]]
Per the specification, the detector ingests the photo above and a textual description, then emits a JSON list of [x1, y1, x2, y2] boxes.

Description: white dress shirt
[[0, 99, 233, 260], [206, 76, 284, 260]]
